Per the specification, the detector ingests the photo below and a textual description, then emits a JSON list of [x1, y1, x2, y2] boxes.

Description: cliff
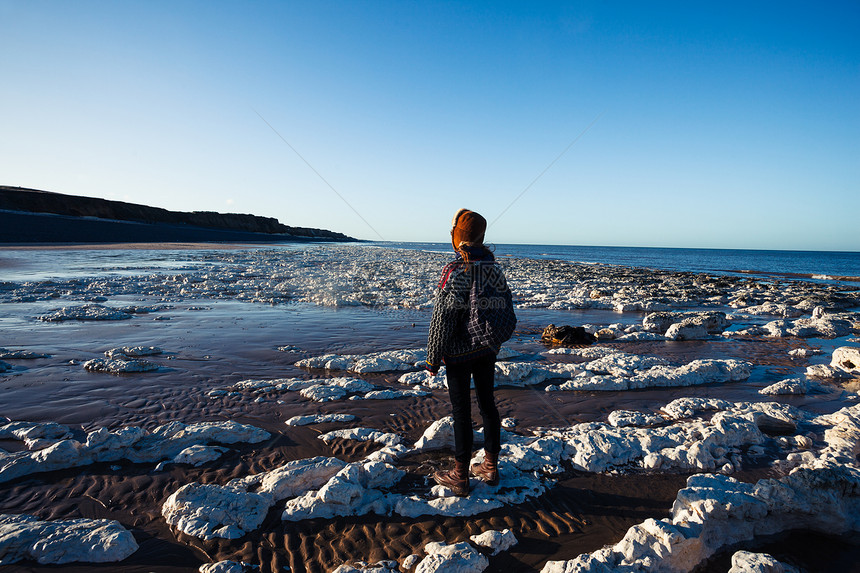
[[0, 186, 355, 243]]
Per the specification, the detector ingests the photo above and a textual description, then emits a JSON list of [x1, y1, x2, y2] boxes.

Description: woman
[[421, 208, 516, 496]]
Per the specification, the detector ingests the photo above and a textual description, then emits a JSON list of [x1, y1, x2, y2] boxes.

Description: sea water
[[374, 242, 860, 282]]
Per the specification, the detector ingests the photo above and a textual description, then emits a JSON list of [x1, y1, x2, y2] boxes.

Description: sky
[[1, 1, 858, 251]]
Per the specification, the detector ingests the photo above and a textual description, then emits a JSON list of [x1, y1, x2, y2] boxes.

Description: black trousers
[[445, 353, 501, 461]]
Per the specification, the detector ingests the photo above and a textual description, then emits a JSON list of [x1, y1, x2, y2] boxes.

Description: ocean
[[375, 241, 860, 283]]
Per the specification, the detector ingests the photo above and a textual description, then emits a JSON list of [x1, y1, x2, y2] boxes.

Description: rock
[[728, 550, 800, 573], [661, 397, 733, 420], [832, 347, 860, 375], [805, 364, 853, 379], [752, 414, 797, 435], [607, 410, 663, 428], [584, 353, 670, 377], [415, 541, 489, 573], [763, 316, 853, 339], [332, 561, 401, 573], [788, 348, 821, 358], [542, 463, 860, 573], [172, 445, 228, 466], [738, 303, 804, 318], [282, 461, 404, 521], [398, 368, 448, 390], [643, 311, 728, 334], [300, 385, 348, 402], [285, 414, 357, 426], [414, 417, 457, 451], [469, 528, 518, 555], [83, 357, 159, 373], [37, 304, 131, 321], [665, 320, 710, 341], [759, 378, 820, 396], [199, 561, 258, 573], [0, 348, 50, 359], [0, 421, 72, 441], [104, 346, 163, 358], [0, 420, 269, 485], [162, 483, 271, 539], [616, 331, 668, 341], [163, 456, 346, 539], [360, 388, 431, 400], [296, 349, 427, 373], [540, 324, 596, 346], [594, 328, 618, 341], [319, 427, 402, 448], [543, 346, 620, 358], [0, 513, 138, 564]]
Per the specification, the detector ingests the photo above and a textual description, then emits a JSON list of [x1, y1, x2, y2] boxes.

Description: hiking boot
[[470, 451, 499, 486], [433, 458, 469, 497]]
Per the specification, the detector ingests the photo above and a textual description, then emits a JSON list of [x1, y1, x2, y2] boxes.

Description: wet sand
[[1, 249, 859, 572]]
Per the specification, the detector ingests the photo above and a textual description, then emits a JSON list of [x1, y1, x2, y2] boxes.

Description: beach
[[1, 243, 860, 572]]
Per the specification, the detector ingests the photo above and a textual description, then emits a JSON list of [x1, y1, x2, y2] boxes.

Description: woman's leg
[[445, 360, 474, 461], [472, 354, 501, 454]]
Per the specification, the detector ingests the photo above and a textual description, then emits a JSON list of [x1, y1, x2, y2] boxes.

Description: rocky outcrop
[[541, 324, 596, 346], [0, 186, 353, 242]]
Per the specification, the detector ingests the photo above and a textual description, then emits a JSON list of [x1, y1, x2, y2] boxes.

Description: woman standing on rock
[[419, 209, 517, 496]]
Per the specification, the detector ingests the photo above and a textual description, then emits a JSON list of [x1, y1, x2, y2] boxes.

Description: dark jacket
[[426, 248, 516, 369]]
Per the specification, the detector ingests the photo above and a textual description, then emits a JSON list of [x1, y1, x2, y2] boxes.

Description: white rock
[[296, 349, 427, 373], [728, 550, 799, 573], [414, 417, 456, 451], [759, 378, 819, 396], [37, 304, 131, 321], [543, 346, 620, 358], [0, 513, 138, 564], [763, 316, 853, 339], [399, 368, 448, 390], [162, 483, 272, 539], [105, 345, 163, 358], [607, 410, 663, 427], [319, 427, 402, 447], [544, 463, 860, 573], [0, 421, 72, 441], [665, 321, 709, 341], [0, 420, 268, 485], [806, 364, 845, 378], [469, 528, 518, 555], [415, 541, 488, 573], [172, 445, 228, 466], [832, 347, 860, 376], [282, 461, 404, 521], [163, 456, 346, 539], [199, 560, 255, 573], [301, 384, 348, 402], [738, 303, 804, 318], [243, 457, 344, 500], [285, 414, 357, 426], [360, 388, 431, 400], [0, 348, 50, 359], [83, 357, 159, 373], [788, 347, 821, 358], [584, 353, 670, 377], [332, 561, 401, 573]]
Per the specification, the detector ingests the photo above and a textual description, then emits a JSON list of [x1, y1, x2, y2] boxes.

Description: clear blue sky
[[2, 1, 858, 250]]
